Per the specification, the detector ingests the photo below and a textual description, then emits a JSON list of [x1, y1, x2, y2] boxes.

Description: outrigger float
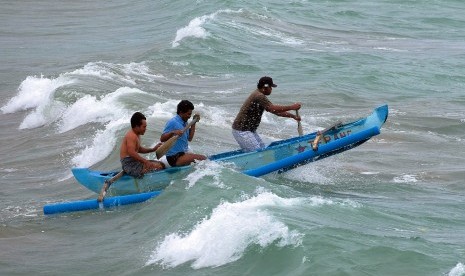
[[43, 104, 388, 215]]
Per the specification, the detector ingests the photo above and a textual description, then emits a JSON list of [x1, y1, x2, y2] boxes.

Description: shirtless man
[[98, 112, 165, 202], [120, 112, 165, 178]]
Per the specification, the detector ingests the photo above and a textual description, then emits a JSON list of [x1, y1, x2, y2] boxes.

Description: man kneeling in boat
[[120, 112, 165, 177], [160, 100, 207, 166]]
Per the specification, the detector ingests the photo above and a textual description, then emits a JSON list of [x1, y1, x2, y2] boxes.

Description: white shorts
[[232, 129, 265, 152]]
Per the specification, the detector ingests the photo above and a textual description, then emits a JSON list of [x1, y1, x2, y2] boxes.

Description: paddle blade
[[296, 110, 303, 136], [155, 135, 178, 159], [297, 123, 303, 136]]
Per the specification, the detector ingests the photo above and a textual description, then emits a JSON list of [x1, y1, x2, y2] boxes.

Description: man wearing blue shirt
[[160, 100, 207, 166]]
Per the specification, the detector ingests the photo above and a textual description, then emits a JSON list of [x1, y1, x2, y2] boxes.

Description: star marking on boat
[[296, 144, 307, 152]]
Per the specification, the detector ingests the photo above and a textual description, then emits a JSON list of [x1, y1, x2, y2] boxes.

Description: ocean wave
[[448, 263, 465, 276], [171, 9, 243, 48], [146, 189, 303, 269]]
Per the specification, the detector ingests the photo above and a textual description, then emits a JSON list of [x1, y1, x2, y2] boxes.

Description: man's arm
[[160, 130, 183, 142], [187, 114, 201, 142], [187, 124, 195, 141], [275, 111, 299, 120], [138, 143, 161, 154], [266, 103, 301, 118]]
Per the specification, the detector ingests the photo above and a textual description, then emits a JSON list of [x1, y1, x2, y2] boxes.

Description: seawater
[[1, 0, 464, 275]]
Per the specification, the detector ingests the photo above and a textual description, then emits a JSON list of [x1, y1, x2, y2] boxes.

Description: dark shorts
[[121, 156, 144, 178], [166, 152, 185, 167]]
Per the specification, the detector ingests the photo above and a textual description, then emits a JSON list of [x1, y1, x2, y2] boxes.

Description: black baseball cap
[[257, 76, 277, 88]]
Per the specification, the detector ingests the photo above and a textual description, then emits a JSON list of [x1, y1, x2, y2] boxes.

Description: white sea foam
[[393, 174, 418, 183], [148, 100, 185, 120], [146, 190, 303, 268], [66, 87, 153, 167], [194, 104, 232, 129], [360, 171, 379, 175], [235, 22, 305, 47], [1, 61, 162, 131], [285, 165, 331, 184], [66, 61, 163, 84], [302, 194, 361, 208], [1, 168, 18, 173], [66, 62, 119, 80], [19, 101, 66, 130], [212, 87, 240, 94], [172, 14, 215, 47], [71, 117, 127, 168], [1, 75, 75, 129], [448, 263, 465, 276], [171, 9, 242, 47], [59, 87, 146, 133], [121, 62, 162, 79], [1, 75, 74, 115], [4, 205, 38, 220], [184, 160, 228, 189]]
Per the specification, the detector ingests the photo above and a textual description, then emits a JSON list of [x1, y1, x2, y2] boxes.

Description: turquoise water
[[1, 0, 464, 275]]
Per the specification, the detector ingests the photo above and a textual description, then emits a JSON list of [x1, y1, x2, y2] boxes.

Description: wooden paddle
[[312, 121, 343, 151], [296, 110, 303, 136], [97, 170, 124, 202], [156, 114, 200, 159]]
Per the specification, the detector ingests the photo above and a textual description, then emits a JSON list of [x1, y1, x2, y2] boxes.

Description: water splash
[[1, 75, 75, 129], [448, 263, 465, 276], [183, 160, 228, 189], [393, 174, 418, 183], [146, 190, 303, 269], [171, 9, 242, 47], [71, 118, 127, 168], [59, 87, 145, 133]]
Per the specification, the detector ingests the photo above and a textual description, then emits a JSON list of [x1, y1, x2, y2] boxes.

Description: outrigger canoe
[[44, 104, 388, 214], [72, 104, 388, 196]]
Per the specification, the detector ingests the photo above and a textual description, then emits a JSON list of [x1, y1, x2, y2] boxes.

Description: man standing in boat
[[160, 100, 207, 166], [232, 76, 302, 151], [120, 112, 165, 177]]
